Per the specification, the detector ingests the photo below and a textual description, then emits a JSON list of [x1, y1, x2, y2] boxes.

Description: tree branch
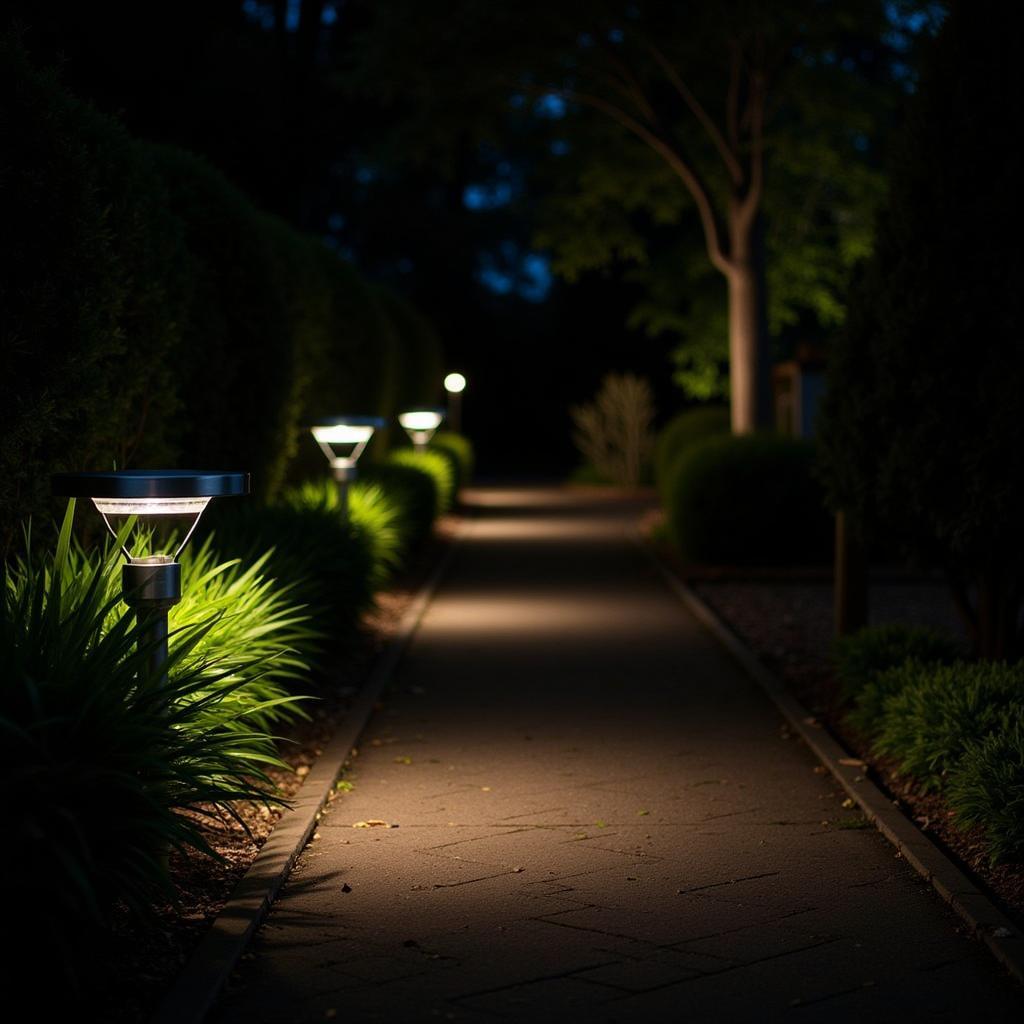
[[726, 40, 741, 154], [567, 88, 731, 273], [737, 72, 765, 228], [649, 42, 743, 186]]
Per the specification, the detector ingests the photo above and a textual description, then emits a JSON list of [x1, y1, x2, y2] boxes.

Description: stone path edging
[[152, 528, 467, 1024], [638, 538, 1024, 986]]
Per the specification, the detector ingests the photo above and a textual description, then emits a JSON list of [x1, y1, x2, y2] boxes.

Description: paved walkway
[[216, 487, 1022, 1023]]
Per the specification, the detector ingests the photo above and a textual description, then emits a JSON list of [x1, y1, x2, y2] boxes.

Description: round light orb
[[443, 372, 467, 394]]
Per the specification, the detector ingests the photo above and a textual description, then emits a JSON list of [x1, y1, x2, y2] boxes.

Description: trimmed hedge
[[360, 461, 439, 552], [664, 435, 832, 566], [654, 406, 730, 495]]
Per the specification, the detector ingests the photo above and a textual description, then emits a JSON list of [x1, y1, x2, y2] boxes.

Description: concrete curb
[[638, 539, 1024, 986], [152, 526, 468, 1024]]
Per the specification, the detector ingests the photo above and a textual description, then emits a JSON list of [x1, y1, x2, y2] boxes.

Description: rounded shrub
[[360, 461, 439, 552], [664, 435, 831, 566], [388, 448, 456, 518], [873, 661, 1024, 792], [654, 406, 730, 495], [432, 432, 474, 489]]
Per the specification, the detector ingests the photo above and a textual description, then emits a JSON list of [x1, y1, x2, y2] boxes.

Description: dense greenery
[[388, 448, 458, 518], [664, 435, 831, 566], [838, 626, 1024, 863], [816, 4, 1023, 658], [432, 432, 475, 490], [0, 39, 444, 550], [653, 406, 730, 496]]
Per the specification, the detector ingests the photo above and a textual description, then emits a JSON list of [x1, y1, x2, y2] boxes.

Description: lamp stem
[[123, 558, 182, 694], [333, 465, 354, 523], [449, 391, 462, 435]]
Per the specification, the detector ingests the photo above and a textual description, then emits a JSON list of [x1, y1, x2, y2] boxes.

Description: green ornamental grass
[[872, 661, 1024, 792], [2, 503, 301, 984], [947, 714, 1024, 864], [388, 447, 456, 517]]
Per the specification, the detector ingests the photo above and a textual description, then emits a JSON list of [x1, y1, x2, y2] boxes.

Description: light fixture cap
[[52, 469, 250, 500]]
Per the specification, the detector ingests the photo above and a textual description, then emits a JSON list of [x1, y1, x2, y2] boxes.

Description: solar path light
[[52, 470, 249, 687], [398, 408, 445, 452], [443, 372, 467, 434], [310, 415, 386, 521]]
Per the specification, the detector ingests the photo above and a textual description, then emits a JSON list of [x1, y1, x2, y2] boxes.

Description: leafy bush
[[360, 461, 439, 551], [948, 717, 1024, 863], [873, 662, 1024, 792], [284, 478, 406, 589], [571, 373, 655, 488], [835, 624, 962, 706], [2, 504, 291, 985], [388, 448, 455, 518], [204, 499, 375, 645], [654, 406, 730, 495], [664, 435, 831, 565], [432, 432, 474, 489]]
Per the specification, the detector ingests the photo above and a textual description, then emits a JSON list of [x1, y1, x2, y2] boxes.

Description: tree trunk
[[726, 214, 772, 434]]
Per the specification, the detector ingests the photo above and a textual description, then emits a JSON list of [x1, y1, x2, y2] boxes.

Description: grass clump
[[431, 432, 474, 488], [948, 717, 1024, 864], [388, 447, 456, 517], [1, 503, 297, 987], [873, 661, 1024, 792]]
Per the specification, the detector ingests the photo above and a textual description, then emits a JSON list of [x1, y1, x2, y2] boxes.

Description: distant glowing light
[[399, 409, 445, 447], [444, 373, 467, 394], [311, 418, 383, 473]]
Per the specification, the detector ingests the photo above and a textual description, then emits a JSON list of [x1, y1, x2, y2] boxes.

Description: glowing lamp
[[310, 415, 385, 521], [52, 470, 249, 683], [443, 373, 467, 433], [311, 416, 385, 481], [399, 408, 445, 450]]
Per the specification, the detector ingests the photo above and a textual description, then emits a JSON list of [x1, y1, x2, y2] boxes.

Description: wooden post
[[835, 510, 868, 637]]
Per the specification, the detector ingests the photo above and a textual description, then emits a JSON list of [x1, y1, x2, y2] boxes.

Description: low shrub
[[388, 448, 456, 518], [284, 478, 406, 589], [664, 435, 831, 566], [948, 717, 1024, 864], [206, 499, 375, 644], [873, 661, 1024, 792], [2, 504, 292, 987], [835, 624, 963, 706], [654, 406, 730, 494], [359, 461, 438, 552], [432, 432, 474, 489]]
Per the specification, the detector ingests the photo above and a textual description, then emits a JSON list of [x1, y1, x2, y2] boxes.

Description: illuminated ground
[[215, 487, 1022, 1022]]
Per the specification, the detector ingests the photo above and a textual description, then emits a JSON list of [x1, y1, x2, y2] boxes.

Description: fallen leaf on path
[[353, 819, 392, 828], [295, 765, 310, 778], [512, 866, 525, 873], [394, 756, 413, 765], [637, 809, 650, 816], [841, 798, 855, 809], [481, 786, 492, 792], [335, 780, 354, 792], [839, 757, 867, 768], [595, 820, 607, 828]]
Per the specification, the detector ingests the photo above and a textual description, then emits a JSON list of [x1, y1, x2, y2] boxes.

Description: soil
[[98, 518, 460, 1023], [692, 576, 1024, 927]]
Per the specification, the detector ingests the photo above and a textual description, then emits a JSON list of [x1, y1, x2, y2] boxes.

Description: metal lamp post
[[443, 372, 467, 435], [398, 408, 445, 452], [51, 470, 249, 686], [310, 416, 385, 521]]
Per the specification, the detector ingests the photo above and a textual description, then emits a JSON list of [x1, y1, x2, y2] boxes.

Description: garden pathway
[[215, 486, 1022, 1023]]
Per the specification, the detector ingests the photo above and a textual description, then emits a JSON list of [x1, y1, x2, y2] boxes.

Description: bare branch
[[566, 88, 731, 273], [649, 43, 743, 186]]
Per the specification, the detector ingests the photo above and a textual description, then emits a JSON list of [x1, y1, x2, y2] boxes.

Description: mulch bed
[[692, 576, 1024, 927], [97, 518, 459, 1023]]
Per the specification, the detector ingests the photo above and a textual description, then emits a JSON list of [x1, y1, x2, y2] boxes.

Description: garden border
[[152, 524, 468, 1024], [637, 536, 1024, 986]]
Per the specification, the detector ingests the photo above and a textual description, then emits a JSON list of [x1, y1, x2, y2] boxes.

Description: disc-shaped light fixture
[[399, 408, 445, 448], [311, 416, 386, 479], [443, 372, 467, 394]]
